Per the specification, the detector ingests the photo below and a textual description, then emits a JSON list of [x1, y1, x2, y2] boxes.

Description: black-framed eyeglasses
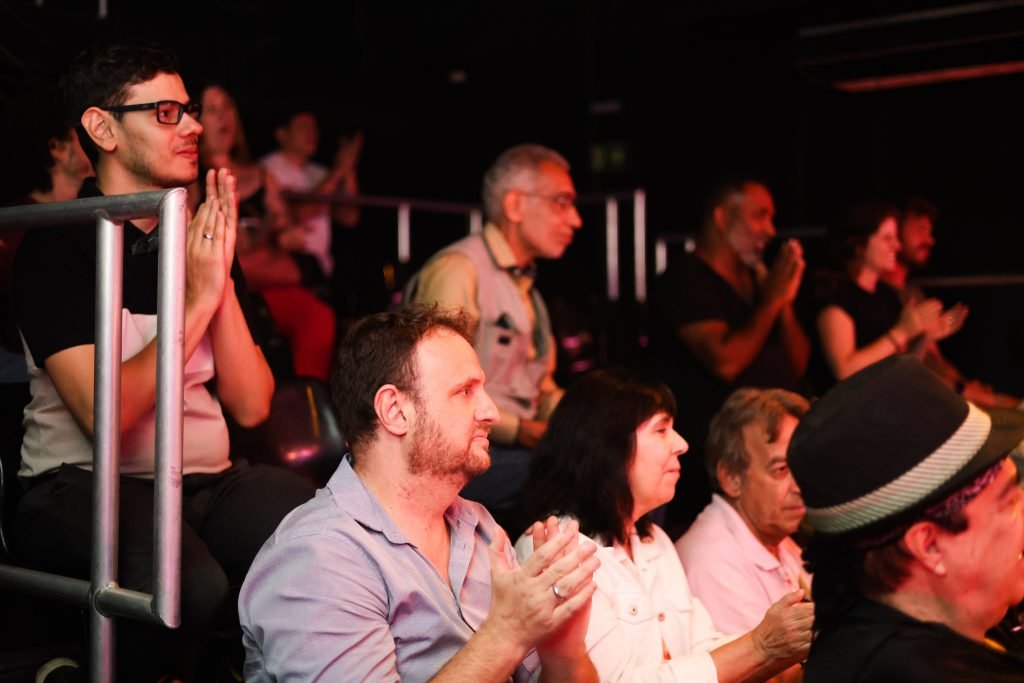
[[104, 100, 202, 125], [519, 191, 578, 211]]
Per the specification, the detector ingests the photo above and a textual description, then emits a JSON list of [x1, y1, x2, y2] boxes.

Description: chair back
[[265, 378, 345, 485]]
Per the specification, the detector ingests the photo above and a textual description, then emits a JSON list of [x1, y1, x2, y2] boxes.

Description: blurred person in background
[[650, 178, 810, 536], [199, 84, 335, 381], [815, 201, 963, 389], [879, 196, 1018, 408], [406, 143, 583, 530]]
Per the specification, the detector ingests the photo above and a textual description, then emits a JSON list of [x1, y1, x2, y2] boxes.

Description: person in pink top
[[676, 388, 812, 635], [517, 370, 812, 682]]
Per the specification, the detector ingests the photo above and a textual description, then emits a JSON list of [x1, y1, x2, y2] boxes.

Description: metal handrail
[[281, 188, 649, 302], [0, 189, 187, 683], [281, 190, 485, 264]]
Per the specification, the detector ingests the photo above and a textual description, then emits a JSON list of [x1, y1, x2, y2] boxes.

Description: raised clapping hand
[[487, 518, 599, 662], [332, 130, 364, 182], [186, 168, 238, 313], [761, 239, 806, 308], [895, 297, 943, 340], [926, 302, 968, 343], [750, 590, 814, 666]]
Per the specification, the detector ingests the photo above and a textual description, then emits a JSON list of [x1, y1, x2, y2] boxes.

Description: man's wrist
[[473, 620, 531, 672], [185, 288, 220, 320]]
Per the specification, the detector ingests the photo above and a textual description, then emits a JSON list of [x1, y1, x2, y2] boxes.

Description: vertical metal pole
[[397, 203, 411, 264], [605, 198, 619, 302], [469, 209, 483, 234], [655, 238, 668, 276], [153, 189, 186, 627], [633, 190, 647, 303], [91, 215, 124, 683]]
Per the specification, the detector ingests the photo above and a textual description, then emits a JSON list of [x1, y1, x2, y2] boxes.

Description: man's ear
[[374, 384, 411, 437], [501, 189, 524, 224], [717, 461, 743, 499], [47, 136, 65, 162], [80, 108, 116, 154], [902, 521, 946, 576], [48, 132, 76, 163], [712, 204, 729, 233]]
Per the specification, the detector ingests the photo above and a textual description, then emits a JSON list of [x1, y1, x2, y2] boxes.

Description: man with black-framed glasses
[[103, 98, 203, 125], [406, 144, 583, 530], [12, 39, 313, 680]]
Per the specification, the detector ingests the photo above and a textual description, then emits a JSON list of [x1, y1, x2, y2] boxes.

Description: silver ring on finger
[[552, 584, 566, 600], [202, 233, 214, 240]]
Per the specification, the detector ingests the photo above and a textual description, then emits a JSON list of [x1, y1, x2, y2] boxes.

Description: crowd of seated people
[[3, 36, 1024, 683], [514, 369, 811, 682], [195, 83, 336, 382]]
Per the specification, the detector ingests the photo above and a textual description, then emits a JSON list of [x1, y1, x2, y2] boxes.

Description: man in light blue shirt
[[240, 306, 599, 682]]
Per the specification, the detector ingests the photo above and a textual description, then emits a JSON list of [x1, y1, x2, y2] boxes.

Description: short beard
[[408, 412, 490, 481], [122, 128, 198, 189], [901, 252, 929, 270]]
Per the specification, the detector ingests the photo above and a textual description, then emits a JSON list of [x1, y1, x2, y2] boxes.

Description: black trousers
[[14, 459, 314, 679]]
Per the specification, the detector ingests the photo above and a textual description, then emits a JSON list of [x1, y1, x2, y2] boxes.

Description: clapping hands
[[185, 168, 237, 312]]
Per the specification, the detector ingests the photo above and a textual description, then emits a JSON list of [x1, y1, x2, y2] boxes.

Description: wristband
[[885, 331, 905, 354]]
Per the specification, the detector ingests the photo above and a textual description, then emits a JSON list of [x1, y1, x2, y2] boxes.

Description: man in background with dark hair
[[789, 355, 1024, 681], [0, 86, 94, 207], [260, 107, 361, 287], [13, 40, 312, 679], [651, 179, 809, 535], [240, 305, 599, 682], [880, 196, 1018, 408], [0, 86, 94, 380]]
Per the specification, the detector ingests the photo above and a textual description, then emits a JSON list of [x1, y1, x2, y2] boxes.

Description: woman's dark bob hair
[[523, 368, 677, 545]]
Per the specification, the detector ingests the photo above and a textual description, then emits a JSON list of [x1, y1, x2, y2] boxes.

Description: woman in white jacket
[[515, 369, 810, 682]]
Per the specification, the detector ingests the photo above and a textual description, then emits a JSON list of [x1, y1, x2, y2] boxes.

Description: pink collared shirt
[[674, 494, 811, 634]]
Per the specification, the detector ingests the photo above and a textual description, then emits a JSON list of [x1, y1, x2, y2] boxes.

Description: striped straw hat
[[789, 355, 1024, 541]]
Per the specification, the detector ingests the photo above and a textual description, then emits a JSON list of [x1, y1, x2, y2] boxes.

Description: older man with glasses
[[406, 144, 583, 529]]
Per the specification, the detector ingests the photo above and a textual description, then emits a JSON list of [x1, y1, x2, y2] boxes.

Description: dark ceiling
[[3, 0, 1024, 269]]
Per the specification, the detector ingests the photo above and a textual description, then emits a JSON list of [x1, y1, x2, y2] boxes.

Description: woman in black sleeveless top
[[816, 201, 953, 387]]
